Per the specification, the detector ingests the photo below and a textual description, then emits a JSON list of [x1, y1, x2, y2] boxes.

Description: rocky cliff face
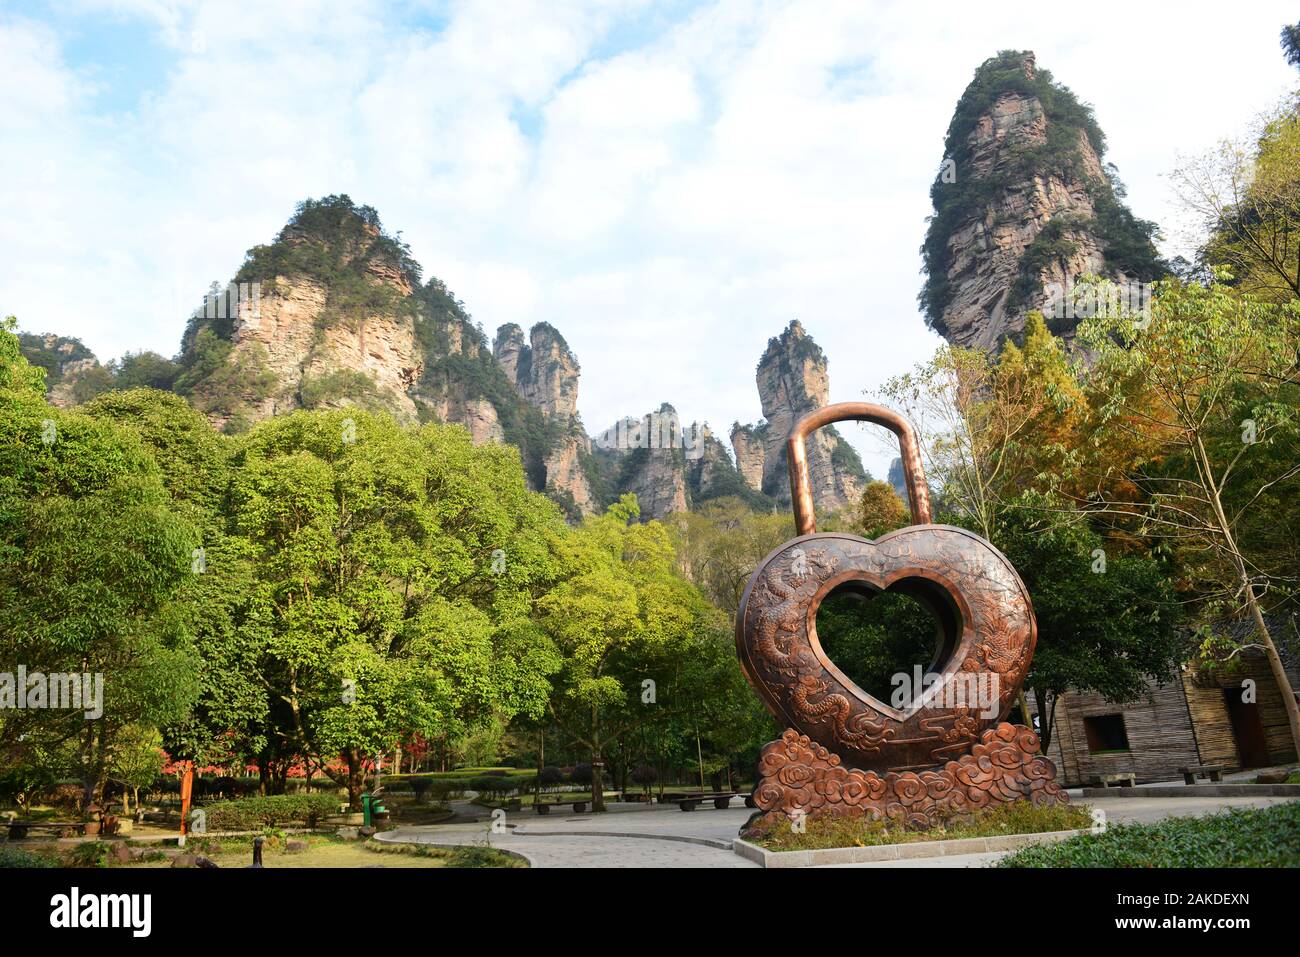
[[729, 321, 868, 514], [494, 323, 580, 420], [920, 51, 1163, 352], [17, 333, 105, 408], [493, 321, 597, 518]]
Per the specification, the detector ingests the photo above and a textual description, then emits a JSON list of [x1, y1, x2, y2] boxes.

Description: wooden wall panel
[[1028, 647, 1297, 787], [1038, 679, 1199, 786]]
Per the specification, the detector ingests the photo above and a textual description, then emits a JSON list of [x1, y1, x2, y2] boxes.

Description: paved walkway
[[378, 791, 1297, 869]]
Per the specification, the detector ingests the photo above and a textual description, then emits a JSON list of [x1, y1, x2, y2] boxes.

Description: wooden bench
[[7, 821, 86, 840], [1180, 764, 1225, 784], [1093, 772, 1136, 788], [533, 800, 589, 815], [675, 792, 738, 811]]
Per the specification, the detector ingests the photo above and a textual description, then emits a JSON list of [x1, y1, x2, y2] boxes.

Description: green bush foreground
[[999, 802, 1300, 867], [202, 794, 340, 831]]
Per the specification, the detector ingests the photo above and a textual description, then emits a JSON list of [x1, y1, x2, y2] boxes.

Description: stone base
[[745, 722, 1066, 835]]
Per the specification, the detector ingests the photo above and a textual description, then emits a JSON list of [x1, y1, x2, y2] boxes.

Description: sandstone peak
[[731, 319, 867, 514], [920, 50, 1164, 351]]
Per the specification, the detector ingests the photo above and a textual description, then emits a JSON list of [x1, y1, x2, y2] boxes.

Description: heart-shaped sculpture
[[735, 403, 1037, 774]]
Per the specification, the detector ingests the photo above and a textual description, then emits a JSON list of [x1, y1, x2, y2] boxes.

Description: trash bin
[[361, 792, 388, 828]]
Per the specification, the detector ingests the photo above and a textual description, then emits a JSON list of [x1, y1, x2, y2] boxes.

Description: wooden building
[[1028, 620, 1300, 787]]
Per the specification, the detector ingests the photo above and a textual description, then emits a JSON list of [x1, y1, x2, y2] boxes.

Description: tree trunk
[[1198, 433, 1300, 761], [590, 704, 606, 812], [1033, 687, 1057, 754], [590, 752, 606, 812], [344, 749, 365, 811], [536, 729, 544, 803], [1246, 594, 1300, 759]]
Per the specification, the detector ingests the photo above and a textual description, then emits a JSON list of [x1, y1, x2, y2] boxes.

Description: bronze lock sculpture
[[736, 402, 1065, 830]]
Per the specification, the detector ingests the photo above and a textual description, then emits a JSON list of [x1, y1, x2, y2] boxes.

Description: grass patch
[[121, 831, 522, 869], [998, 803, 1300, 868], [753, 801, 1090, 852], [363, 841, 525, 868]]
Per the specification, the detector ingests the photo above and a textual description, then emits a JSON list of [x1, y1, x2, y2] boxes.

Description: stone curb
[[1080, 784, 1300, 798], [371, 832, 537, 867], [508, 829, 733, 850], [732, 829, 1086, 868]]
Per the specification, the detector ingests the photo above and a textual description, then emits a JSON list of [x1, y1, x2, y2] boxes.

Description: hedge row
[[201, 794, 340, 831]]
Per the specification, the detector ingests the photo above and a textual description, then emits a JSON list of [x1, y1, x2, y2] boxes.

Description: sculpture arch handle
[[786, 402, 932, 534]]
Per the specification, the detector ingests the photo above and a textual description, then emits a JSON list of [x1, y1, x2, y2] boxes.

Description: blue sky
[[2, 0, 1297, 478]]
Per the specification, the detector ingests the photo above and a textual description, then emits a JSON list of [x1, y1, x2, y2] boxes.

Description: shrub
[[67, 842, 111, 868], [46, 781, 84, 811], [999, 803, 1300, 868], [569, 764, 594, 787], [537, 766, 564, 790], [427, 781, 455, 805], [202, 794, 339, 831], [468, 776, 517, 801], [631, 765, 658, 789], [0, 846, 57, 868], [450, 845, 517, 868]]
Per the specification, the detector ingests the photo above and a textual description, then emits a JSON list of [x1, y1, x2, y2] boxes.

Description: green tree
[[0, 320, 202, 806], [996, 498, 1185, 752], [1079, 276, 1300, 756], [222, 408, 565, 808], [107, 724, 165, 817], [669, 497, 794, 617], [111, 352, 181, 392], [539, 495, 721, 810]]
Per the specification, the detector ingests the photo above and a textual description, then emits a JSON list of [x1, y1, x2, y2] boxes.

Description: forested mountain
[[18, 196, 868, 520]]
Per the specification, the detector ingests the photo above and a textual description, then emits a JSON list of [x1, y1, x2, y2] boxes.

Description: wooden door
[[1222, 689, 1269, 768]]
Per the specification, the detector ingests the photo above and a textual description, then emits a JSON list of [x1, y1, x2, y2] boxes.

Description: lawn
[[0, 834, 525, 869]]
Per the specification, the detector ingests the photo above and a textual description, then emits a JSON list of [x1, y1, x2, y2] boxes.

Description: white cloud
[[2, 0, 1297, 482]]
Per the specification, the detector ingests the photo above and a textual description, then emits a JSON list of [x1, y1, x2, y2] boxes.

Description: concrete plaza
[[375, 791, 1297, 869]]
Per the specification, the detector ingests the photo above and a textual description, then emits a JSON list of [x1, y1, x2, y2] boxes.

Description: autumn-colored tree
[[856, 480, 909, 539], [1079, 276, 1300, 756], [1172, 106, 1300, 304], [876, 311, 1088, 539]]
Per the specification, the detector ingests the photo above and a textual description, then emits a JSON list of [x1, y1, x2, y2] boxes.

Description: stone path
[[376, 793, 1297, 869]]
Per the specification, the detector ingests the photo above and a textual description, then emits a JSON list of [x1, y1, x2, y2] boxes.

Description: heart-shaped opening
[[812, 577, 961, 709]]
